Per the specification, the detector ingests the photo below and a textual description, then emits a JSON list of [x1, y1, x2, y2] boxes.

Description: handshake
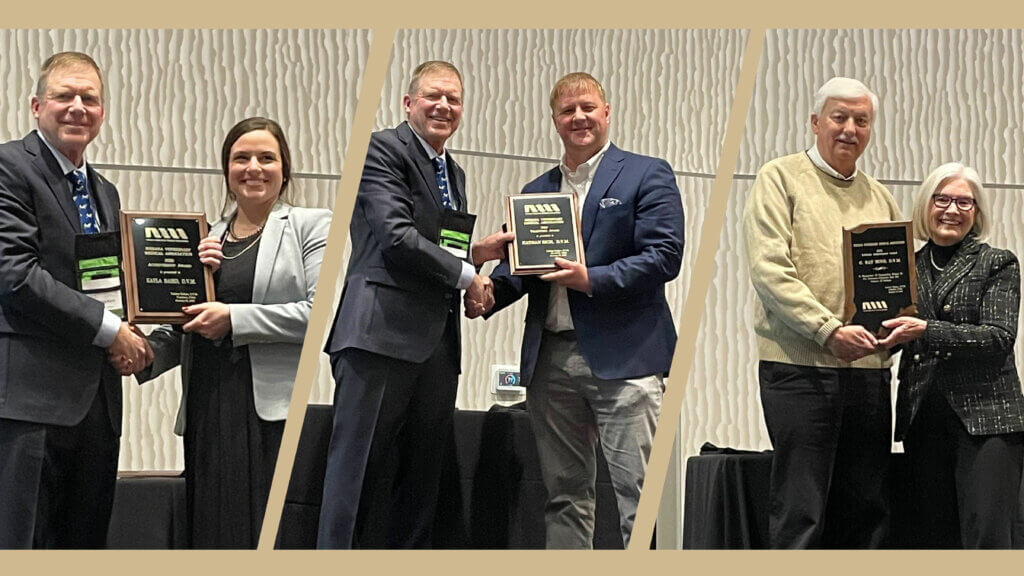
[[463, 230, 514, 319], [107, 322, 154, 376], [462, 228, 594, 320], [106, 235, 229, 376]]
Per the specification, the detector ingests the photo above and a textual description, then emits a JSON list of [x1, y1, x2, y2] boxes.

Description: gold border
[[842, 221, 919, 328], [506, 192, 586, 275], [119, 211, 214, 325]]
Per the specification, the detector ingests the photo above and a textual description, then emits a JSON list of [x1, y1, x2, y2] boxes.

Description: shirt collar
[[806, 142, 857, 181], [559, 140, 611, 183], [35, 128, 88, 177], [410, 125, 445, 162]]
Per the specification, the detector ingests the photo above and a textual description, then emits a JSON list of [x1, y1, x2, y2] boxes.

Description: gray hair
[[912, 162, 989, 242], [812, 77, 878, 120]]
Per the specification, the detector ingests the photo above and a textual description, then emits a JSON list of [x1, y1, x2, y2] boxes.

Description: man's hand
[[464, 274, 494, 319], [825, 325, 879, 362], [107, 323, 153, 376], [198, 235, 224, 273], [471, 230, 514, 267], [182, 302, 232, 340], [539, 257, 591, 294], [876, 316, 927, 349]]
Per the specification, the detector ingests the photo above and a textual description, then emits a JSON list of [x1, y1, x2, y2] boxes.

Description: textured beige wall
[[307, 29, 748, 415], [683, 29, 1024, 471], [0, 29, 370, 471]]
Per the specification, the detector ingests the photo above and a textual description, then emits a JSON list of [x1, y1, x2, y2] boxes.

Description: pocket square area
[[599, 198, 622, 208]]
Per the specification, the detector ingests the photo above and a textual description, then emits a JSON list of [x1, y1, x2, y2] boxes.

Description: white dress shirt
[[545, 141, 611, 332]]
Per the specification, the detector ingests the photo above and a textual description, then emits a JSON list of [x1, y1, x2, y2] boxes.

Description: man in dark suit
[[473, 72, 684, 548], [317, 60, 512, 549], [0, 52, 151, 549]]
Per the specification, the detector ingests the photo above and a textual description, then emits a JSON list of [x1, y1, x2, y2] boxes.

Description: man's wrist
[[815, 317, 843, 347], [93, 311, 122, 348], [456, 261, 475, 290]]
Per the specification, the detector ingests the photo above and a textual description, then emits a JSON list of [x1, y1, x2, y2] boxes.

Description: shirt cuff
[[456, 261, 475, 290], [93, 310, 122, 348]]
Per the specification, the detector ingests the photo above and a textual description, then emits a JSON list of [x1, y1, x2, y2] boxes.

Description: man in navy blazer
[[318, 61, 511, 549], [475, 73, 684, 549], [0, 52, 151, 548]]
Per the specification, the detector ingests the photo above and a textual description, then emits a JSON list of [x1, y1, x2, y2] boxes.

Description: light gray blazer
[[139, 202, 331, 434]]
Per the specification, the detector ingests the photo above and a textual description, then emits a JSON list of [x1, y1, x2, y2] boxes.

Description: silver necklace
[[929, 250, 946, 272], [222, 229, 263, 261]]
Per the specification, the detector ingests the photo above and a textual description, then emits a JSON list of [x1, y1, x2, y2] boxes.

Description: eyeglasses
[[931, 194, 976, 211]]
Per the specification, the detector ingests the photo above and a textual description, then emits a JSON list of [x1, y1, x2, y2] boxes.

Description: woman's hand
[[198, 235, 224, 273], [182, 302, 232, 340], [877, 316, 927, 349]]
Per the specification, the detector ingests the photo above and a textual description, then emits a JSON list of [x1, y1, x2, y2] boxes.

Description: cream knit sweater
[[743, 152, 903, 369]]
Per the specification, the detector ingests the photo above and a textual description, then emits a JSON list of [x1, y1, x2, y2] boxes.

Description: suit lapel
[[524, 168, 561, 194], [447, 152, 467, 212], [932, 237, 981, 311], [398, 122, 445, 211], [252, 203, 288, 304], [26, 133, 81, 232], [915, 244, 936, 320], [581, 144, 624, 245], [86, 166, 120, 231]]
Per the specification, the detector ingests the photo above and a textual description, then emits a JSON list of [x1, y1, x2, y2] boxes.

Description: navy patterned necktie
[[66, 170, 99, 234], [432, 155, 454, 210]]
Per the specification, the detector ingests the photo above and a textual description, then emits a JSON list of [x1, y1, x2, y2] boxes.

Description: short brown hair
[[407, 60, 463, 97], [220, 117, 293, 213], [549, 72, 606, 112], [36, 52, 104, 101]]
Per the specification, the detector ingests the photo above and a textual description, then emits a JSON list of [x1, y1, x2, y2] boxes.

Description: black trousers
[[317, 315, 459, 549], [759, 361, 891, 549], [901, 386, 1024, 549], [0, 387, 119, 549]]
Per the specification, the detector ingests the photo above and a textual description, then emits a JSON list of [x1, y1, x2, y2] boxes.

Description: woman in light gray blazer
[[132, 117, 330, 548]]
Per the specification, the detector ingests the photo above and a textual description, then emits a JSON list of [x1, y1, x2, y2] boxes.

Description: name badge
[[439, 208, 476, 261], [75, 232, 125, 319]]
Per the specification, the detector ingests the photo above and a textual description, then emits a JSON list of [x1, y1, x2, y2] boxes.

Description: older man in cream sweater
[[743, 77, 903, 549]]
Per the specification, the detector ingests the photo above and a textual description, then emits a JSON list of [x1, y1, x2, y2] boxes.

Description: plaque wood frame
[[120, 211, 215, 324], [842, 220, 919, 334], [505, 192, 586, 275]]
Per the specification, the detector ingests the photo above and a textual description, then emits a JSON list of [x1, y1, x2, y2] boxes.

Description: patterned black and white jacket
[[895, 235, 1024, 439]]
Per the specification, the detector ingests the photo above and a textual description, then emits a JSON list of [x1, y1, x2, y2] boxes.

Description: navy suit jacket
[[490, 143, 684, 386], [326, 121, 468, 365], [0, 132, 122, 433]]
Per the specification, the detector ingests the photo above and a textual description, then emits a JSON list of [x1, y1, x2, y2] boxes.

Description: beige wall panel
[[376, 29, 746, 174], [1, 29, 367, 175], [1, 29, 368, 471], [738, 29, 1024, 182]]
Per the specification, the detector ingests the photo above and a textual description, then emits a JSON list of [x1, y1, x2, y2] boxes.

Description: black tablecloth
[[107, 475, 188, 549], [682, 448, 962, 549], [276, 404, 624, 549]]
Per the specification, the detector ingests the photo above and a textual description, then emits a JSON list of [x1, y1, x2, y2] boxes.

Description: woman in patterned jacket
[[880, 162, 1024, 548]]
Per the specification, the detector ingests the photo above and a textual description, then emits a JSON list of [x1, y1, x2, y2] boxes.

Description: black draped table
[[276, 404, 625, 549], [682, 446, 966, 549], [107, 473, 188, 549]]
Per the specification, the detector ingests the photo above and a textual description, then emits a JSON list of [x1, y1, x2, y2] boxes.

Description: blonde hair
[[911, 162, 989, 242], [36, 52, 104, 101], [549, 72, 606, 113], [407, 61, 462, 97]]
